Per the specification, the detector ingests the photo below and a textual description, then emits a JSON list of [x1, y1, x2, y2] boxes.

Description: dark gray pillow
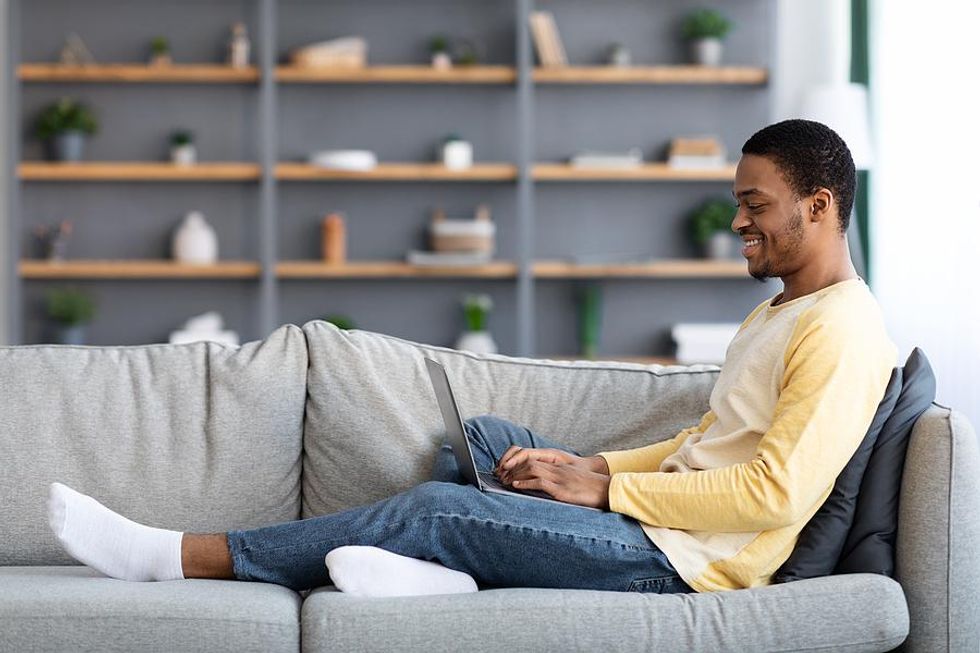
[[834, 347, 936, 576], [773, 366, 903, 583]]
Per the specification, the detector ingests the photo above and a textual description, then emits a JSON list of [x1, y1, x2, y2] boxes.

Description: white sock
[[47, 482, 184, 582], [325, 545, 478, 597]]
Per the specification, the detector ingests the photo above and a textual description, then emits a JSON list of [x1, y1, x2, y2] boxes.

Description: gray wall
[[11, 0, 781, 356]]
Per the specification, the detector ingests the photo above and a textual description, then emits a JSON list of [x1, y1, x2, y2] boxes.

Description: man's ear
[[809, 187, 834, 223]]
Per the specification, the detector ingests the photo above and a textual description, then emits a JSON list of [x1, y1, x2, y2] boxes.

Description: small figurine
[[59, 33, 96, 66], [608, 43, 631, 67], [321, 213, 347, 264], [32, 220, 74, 260], [228, 22, 250, 68]]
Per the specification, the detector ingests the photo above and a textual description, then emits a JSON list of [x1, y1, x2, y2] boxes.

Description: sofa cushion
[[300, 320, 720, 517], [0, 324, 308, 566], [773, 366, 903, 583], [0, 566, 300, 653], [300, 573, 908, 652], [836, 347, 936, 576]]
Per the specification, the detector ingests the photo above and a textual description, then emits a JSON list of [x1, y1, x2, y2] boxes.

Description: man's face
[[732, 154, 808, 282]]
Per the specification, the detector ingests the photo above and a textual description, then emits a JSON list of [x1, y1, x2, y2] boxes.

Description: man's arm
[[592, 410, 717, 475], [604, 305, 897, 533]]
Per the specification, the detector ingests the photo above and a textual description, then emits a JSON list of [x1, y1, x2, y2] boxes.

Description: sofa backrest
[[300, 320, 719, 518], [0, 324, 308, 566]]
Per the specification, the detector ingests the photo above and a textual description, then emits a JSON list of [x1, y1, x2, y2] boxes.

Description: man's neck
[[774, 263, 859, 306]]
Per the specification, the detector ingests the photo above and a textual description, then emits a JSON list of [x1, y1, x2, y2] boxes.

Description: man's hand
[[495, 446, 609, 476], [496, 454, 611, 510]]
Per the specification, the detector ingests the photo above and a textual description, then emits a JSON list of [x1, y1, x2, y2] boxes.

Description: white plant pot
[[442, 140, 473, 170], [705, 231, 741, 260], [173, 211, 218, 263], [690, 38, 723, 66], [171, 144, 197, 166], [455, 330, 497, 355], [431, 51, 452, 70]]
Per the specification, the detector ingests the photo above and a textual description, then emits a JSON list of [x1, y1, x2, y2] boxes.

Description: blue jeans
[[226, 414, 691, 594]]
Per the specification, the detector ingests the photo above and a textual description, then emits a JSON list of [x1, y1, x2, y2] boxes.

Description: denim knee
[[464, 413, 516, 436], [409, 480, 477, 515]]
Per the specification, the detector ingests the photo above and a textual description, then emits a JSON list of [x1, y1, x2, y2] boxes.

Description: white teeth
[[745, 238, 762, 247]]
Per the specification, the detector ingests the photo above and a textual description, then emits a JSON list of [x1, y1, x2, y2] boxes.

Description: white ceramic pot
[[432, 51, 452, 70], [691, 38, 723, 66], [705, 231, 741, 260], [173, 211, 218, 263], [171, 144, 197, 166], [442, 140, 473, 170], [455, 330, 497, 355]]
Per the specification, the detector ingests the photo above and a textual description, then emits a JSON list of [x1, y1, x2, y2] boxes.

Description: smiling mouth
[[741, 236, 764, 258]]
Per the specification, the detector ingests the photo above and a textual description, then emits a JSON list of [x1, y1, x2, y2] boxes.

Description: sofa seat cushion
[[300, 573, 908, 653], [0, 566, 301, 653]]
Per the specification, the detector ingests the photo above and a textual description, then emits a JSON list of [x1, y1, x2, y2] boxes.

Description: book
[[529, 11, 567, 66]]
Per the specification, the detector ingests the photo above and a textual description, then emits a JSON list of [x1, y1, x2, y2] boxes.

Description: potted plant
[[681, 8, 732, 66], [323, 314, 356, 330], [453, 38, 480, 66], [34, 98, 98, 162], [429, 34, 451, 69], [170, 130, 196, 165], [690, 198, 741, 259], [578, 283, 603, 359], [45, 286, 96, 345], [149, 36, 171, 66], [455, 293, 497, 354]]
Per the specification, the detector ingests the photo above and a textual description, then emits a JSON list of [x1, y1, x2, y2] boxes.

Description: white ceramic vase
[[173, 211, 218, 263], [170, 144, 197, 166], [431, 51, 452, 70], [455, 330, 497, 355], [691, 38, 723, 66], [705, 231, 741, 260], [442, 140, 473, 170]]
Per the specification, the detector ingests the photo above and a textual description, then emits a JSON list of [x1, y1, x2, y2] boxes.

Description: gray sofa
[[2, 320, 978, 652]]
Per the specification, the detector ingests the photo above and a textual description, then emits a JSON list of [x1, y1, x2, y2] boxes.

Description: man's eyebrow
[[733, 188, 765, 199]]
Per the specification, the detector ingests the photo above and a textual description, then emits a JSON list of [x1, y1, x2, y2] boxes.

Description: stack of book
[[671, 322, 740, 364], [667, 137, 727, 169]]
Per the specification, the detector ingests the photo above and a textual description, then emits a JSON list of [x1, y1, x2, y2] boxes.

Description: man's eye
[[747, 204, 764, 211]]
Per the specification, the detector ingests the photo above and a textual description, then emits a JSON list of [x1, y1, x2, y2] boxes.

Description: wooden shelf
[[19, 63, 260, 83], [276, 162, 518, 181], [533, 259, 748, 278], [20, 260, 261, 279], [276, 64, 516, 84], [18, 162, 262, 181], [548, 355, 680, 365], [276, 260, 518, 278], [533, 162, 736, 181], [533, 65, 767, 85]]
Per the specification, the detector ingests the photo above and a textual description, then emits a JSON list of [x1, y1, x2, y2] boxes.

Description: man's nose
[[731, 208, 751, 233]]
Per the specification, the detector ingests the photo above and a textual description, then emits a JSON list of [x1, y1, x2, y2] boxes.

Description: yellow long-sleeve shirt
[[596, 277, 897, 592]]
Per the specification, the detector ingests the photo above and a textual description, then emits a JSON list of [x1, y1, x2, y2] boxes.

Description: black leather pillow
[[773, 365, 904, 583], [834, 347, 936, 576]]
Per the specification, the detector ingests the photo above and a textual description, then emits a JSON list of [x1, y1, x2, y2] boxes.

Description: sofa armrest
[[896, 403, 980, 652]]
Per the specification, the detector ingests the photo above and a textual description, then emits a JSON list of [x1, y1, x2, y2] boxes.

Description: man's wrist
[[589, 454, 610, 475]]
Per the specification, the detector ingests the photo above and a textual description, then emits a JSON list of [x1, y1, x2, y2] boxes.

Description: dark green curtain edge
[[851, 0, 871, 284]]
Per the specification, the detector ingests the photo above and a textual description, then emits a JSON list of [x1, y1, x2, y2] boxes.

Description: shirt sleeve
[[605, 302, 897, 532], [595, 410, 717, 474]]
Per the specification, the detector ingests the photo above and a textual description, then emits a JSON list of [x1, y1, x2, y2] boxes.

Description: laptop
[[424, 357, 602, 512]]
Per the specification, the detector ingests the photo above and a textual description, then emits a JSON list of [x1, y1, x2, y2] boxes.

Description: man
[[46, 119, 896, 595]]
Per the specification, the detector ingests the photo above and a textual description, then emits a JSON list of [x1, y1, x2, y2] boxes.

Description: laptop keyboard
[[478, 471, 554, 500]]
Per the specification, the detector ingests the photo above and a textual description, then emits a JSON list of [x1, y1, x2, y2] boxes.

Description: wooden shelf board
[[18, 162, 261, 181], [19, 63, 260, 83], [20, 260, 261, 279], [533, 162, 736, 181], [276, 260, 518, 278], [276, 162, 518, 181], [533, 259, 748, 278], [547, 355, 680, 365], [533, 65, 768, 85], [276, 65, 516, 84]]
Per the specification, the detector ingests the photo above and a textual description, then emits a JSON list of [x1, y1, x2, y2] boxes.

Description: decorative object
[[59, 33, 95, 66], [44, 286, 95, 345], [149, 36, 171, 66], [321, 213, 347, 264], [34, 98, 98, 162], [681, 8, 732, 66], [291, 37, 367, 68], [452, 38, 480, 66], [228, 22, 250, 68], [455, 293, 497, 354], [570, 148, 643, 168], [323, 314, 356, 330], [667, 136, 726, 169], [440, 134, 473, 170], [32, 220, 73, 260], [528, 11, 567, 66], [578, 283, 602, 359], [169, 130, 196, 166], [169, 311, 239, 346], [429, 34, 452, 69], [689, 198, 740, 259], [309, 149, 378, 171], [429, 204, 494, 255], [608, 43, 631, 67], [172, 210, 218, 264], [671, 322, 740, 364]]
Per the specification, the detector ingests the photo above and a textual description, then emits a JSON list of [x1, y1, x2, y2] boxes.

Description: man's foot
[[325, 545, 478, 597], [47, 482, 184, 582]]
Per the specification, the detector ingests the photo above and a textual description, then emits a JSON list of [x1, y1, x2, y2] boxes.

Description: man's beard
[[749, 206, 805, 282]]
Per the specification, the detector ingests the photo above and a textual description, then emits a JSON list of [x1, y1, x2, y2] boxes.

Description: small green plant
[[170, 130, 194, 147], [150, 36, 170, 55], [34, 98, 98, 140], [45, 287, 96, 326], [454, 39, 479, 66], [682, 9, 732, 40], [461, 293, 492, 331], [578, 283, 602, 359], [429, 34, 450, 54], [323, 314, 356, 330], [690, 198, 738, 244]]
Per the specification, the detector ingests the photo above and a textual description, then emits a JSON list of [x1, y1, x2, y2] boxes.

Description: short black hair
[[741, 119, 856, 234]]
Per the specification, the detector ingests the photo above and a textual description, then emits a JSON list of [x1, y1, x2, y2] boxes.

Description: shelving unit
[[6, 0, 776, 356]]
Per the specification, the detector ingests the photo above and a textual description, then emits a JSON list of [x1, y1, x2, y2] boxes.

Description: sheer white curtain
[[870, 1, 980, 427]]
